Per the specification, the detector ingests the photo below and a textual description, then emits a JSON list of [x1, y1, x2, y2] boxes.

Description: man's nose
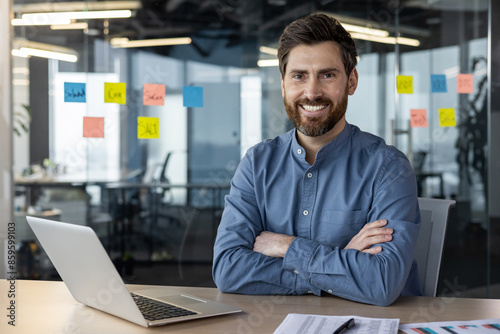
[[304, 78, 323, 101]]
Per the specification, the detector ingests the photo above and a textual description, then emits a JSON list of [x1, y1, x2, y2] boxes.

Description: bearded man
[[212, 13, 422, 306]]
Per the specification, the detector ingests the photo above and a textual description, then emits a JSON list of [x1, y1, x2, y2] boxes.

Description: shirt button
[[297, 149, 302, 154], [302, 210, 309, 216], [328, 289, 333, 294], [294, 270, 299, 275], [307, 291, 313, 294], [307, 172, 313, 178]]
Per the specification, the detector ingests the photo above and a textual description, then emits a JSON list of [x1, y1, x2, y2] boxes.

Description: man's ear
[[348, 68, 359, 95], [281, 76, 285, 98]]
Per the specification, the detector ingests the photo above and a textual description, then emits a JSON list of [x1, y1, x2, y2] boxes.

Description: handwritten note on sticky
[[397, 75, 413, 94], [143, 83, 166, 106], [183, 86, 204, 107], [64, 82, 86, 103], [83, 117, 104, 138], [104, 82, 126, 104], [430, 74, 447, 93], [438, 108, 456, 127], [410, 109, 428, 128], [457, 74, 473, 94], [138, 117, 159, 139]]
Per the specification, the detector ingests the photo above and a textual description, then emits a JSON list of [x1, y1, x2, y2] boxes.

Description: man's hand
[[344, 219, 393, 255], [253, 231, 296, 258]]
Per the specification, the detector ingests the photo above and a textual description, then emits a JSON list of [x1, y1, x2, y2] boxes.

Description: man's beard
[[284, 88, 348, 137]]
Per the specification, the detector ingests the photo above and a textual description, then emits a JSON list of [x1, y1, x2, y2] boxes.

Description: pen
[[333, 318, 356, 334]]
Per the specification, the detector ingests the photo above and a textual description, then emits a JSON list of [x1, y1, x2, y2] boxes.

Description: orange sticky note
[[438, 108, 456, 127], [410, 109, 428, 128], [138, 117, 159, 139], [104, 82, 126, 104], [397, 75, 413, 94], [83, 117, 104, 138], [143, 83, 166, 106], [457, 74, 473, 94]]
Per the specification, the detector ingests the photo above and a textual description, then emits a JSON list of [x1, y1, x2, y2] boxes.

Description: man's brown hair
[[278, 14, 358, 77]]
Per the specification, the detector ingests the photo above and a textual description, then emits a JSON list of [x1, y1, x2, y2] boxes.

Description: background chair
[[415, 197, 456, 297]]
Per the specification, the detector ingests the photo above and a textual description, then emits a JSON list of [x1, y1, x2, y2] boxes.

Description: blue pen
[[333, 318, 356, 334]]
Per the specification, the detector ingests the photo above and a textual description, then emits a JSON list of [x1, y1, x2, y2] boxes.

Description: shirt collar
[[291, 122, 352, 163]]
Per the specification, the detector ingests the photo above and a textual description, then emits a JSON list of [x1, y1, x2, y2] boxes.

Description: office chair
[[415, 197, 456, 297]]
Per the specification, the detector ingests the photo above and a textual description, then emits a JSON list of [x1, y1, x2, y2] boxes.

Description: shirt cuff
[[283, 237, 321, 295]]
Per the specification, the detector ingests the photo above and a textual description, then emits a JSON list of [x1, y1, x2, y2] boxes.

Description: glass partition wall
[[10, 0, 497, 296]]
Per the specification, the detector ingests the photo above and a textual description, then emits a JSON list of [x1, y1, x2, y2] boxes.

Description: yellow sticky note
[[104, 82, 126, 104], [397, 75, 413, 94], [438, 108, 456, 127], [457, 73, 474, 94], [410, 109, 428, 128], [138, 117, 159, 139]]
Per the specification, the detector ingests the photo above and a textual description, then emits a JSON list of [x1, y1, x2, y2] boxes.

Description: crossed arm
[[253, 219, 393, 258]]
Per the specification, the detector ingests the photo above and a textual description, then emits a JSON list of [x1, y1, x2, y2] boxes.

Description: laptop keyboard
[[131, 293, 197, 321]]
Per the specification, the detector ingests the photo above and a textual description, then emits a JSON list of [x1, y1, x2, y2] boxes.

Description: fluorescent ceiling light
[[257, 59, 279, 67], [12, 17, 71, 26], [50, 22, 88, 30], [259, 46, 278, 56], [21, 10, 132, 23], [110, 37, 192, 48], [14, 1, 141, 13], [341, 23, 389, 37], [349, 32, 420, 47], [12, 47, 78, 62]]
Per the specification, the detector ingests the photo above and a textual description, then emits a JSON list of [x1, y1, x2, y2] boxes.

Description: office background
[[1, 0, 499, 298]]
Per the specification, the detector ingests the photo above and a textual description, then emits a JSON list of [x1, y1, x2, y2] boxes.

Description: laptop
[[26, 216, 241, 327]]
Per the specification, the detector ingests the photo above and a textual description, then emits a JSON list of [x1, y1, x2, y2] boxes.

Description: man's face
[[281, 41, 358, 137]]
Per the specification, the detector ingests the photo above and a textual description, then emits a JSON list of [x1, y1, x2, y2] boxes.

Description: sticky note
[[430, 74, 447, 93], [438, 108, 456, 127], [457, 74, 473, 94], [143, 83, 166, 106], [410, 109, 428, 128], [83, 117, 104, 138], [183, 86, 204, 107], [104, 82, 126, 104], [138, 117, 160, 139], [64, 82, 86, 103], [396, 75, 413, 94]]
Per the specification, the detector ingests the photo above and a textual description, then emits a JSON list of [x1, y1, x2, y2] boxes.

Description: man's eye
[[292, 74, 303, 79], [324, 73, 334, 78]]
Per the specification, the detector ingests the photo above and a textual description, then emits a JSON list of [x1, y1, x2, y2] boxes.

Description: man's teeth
[[302, 105, 326, 112]]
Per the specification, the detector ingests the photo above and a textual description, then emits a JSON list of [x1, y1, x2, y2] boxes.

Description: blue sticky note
[[64, 82, 86, 102], [183, 86, 204, 108], [431, 74, 447, 93]]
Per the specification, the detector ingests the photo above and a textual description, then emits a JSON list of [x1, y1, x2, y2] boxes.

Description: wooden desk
[[2, 279, 500, 333]]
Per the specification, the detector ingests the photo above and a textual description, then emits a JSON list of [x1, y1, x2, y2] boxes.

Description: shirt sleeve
[[282, 150, 421, 306], [212, 149, 320, 295]]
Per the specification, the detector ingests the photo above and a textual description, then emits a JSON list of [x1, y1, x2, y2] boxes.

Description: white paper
[[273, 314, 399, 334], [399, 319, 500, 333]]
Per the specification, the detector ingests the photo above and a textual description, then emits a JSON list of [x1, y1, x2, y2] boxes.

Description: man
[[212, 13, 421, 306]]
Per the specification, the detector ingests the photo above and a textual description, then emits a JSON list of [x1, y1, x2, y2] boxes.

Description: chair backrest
[[415, 197, 455, 297]]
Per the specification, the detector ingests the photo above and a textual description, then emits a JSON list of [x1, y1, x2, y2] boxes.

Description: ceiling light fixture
[[13, 10, 132, 26], [259, 46, 278, 56], [257, 59, 279, 67], [110, 37, 192, 48], [12, 48, 78, 62], [50, 22, 88, 30], [14, 1, 141, 13], [341, 23, 389, 37], [349, 32, 420, 47]]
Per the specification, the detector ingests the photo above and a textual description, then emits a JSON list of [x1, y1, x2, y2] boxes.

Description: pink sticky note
[[143, 83, 166, 106], [410, 109, 428, 128], [457, 74, 473, 94], [83, 117, 104, 138]]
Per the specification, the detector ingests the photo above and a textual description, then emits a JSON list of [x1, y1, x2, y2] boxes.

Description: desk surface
[[2, 280, 500, 333]]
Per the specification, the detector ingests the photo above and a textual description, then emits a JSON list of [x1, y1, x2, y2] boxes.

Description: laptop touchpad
[[159, 295, 206, 306]]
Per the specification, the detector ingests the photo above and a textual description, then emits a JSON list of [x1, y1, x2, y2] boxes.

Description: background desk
[[2, 280, 500, 333]]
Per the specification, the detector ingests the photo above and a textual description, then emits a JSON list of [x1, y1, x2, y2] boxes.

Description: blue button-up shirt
[[213, 123, 422, 306]]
